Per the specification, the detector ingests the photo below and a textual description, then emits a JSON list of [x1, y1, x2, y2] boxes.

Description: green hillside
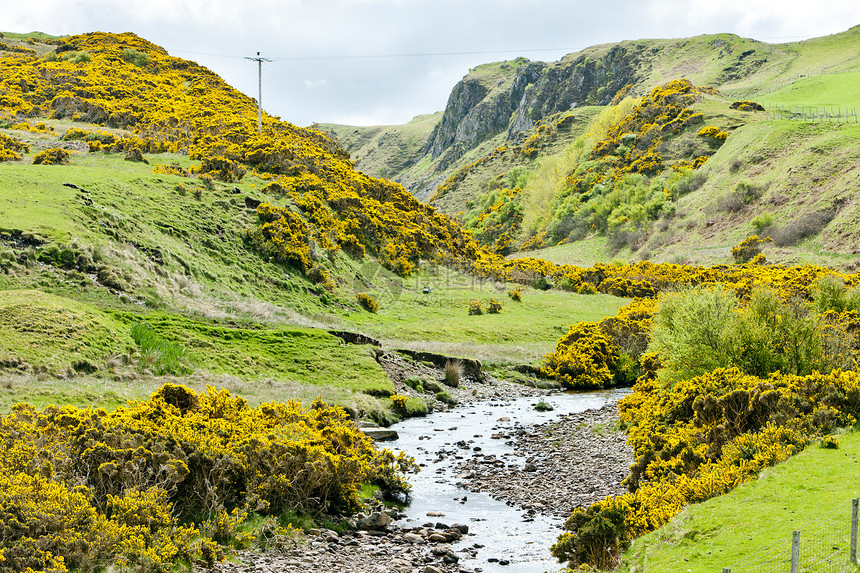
[[327, 25, 860, 268], [623, 430, 860, 572], [2, 27, 860, 573]]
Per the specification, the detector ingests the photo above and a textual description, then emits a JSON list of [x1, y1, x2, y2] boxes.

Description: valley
[[0, 25, 859, 573]]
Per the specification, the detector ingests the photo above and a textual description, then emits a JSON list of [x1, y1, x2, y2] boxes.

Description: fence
[[721, 499, 860, 573], [765, 104, 859, 123]]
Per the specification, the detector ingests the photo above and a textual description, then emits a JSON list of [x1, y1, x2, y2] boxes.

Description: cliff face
[[507, 45, 644, 137], [427, 62, 545, 166], [427, 44, 645, 167]]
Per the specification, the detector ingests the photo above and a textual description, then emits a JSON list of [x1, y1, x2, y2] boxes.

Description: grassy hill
[[0, 31, 629, 418], [326, 25, 860, 268], [622, 430, 860, 572]]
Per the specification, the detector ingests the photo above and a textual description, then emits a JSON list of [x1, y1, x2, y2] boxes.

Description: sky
[[5, 1, 860, 127]]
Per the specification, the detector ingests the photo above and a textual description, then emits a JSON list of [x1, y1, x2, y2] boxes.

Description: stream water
[[388, 388, 630, 573]]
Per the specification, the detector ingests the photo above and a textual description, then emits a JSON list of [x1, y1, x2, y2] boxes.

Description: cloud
[[304, 79, 329, 89], [3, 0, 859, 126]]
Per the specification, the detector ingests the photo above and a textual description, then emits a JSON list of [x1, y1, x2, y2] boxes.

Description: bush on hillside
[[731, 235, 771, 263], [356, 293, 379, 313], [32, 147, 70, 165], [769, 208, 836, 246]]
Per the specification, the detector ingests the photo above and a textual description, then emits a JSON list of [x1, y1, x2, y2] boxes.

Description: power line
[[245, 52, 271, 133], [171, 46, 581, 63]]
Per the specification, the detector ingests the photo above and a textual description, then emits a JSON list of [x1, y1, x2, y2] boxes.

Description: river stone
[[363, 428, 399, 441], [404, 532, 424, 544], [450, 523, 469, 534], [357, 511, 392, 531]]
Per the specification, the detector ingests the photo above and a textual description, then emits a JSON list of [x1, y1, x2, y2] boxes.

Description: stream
[[388, 388, 630, 573]]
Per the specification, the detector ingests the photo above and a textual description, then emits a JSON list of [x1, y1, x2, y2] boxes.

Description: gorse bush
[[553, 367, 860, 569], [467, 300, 483, 315], [731, 235, 771, 263], [542, 322, 622, 389], [31, 147, 70, 165], [356, 293, 379, 313], [0, 385, 415, 572]]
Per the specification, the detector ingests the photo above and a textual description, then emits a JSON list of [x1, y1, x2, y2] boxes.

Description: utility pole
[[245, 52, 271, 133]]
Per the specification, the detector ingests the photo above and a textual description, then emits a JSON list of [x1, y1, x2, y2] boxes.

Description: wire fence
[[722, 499, 860, 573], [765, 104, 859, 123]]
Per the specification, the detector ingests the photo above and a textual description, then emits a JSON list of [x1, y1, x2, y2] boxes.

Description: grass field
[[760, 71, 860, 110], [622, 430, 860, 573], [0, 288, 392, 414], [342, 267, 627, 364]]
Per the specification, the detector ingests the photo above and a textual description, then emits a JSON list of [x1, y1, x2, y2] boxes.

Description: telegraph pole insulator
[[245, 51, 272, 133]]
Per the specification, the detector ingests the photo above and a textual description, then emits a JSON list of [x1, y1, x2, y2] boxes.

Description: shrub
[[356, 293, 378, 313], [769, 208, 836, 246], [820, 435, 839, 449], [750, 212, 774, 233], [731, 100, 765, 112], [124, 147, 147, 163], [486, 298, 503, 313], [533, 276, 552, 290], [697, 125, 729, 141], [649, 285, 856, 382], [508, 288, 522, 301], [122, 48, 150, 67], [648, 285, 737, 382], [717, 180, 765, 213], [467, 300, 483, 315], [731, 235, 771, 263], [542, 322, 622, 389], [32, 148, 70, 165], [809, 275, 860, 314], [0, 133, 29, 161], [435, 391, 457, 406], [390, 394, 408, 410]]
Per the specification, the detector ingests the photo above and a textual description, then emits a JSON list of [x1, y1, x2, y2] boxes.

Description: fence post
[[791, 530, 800, 573], [852, 498, 858, 565]]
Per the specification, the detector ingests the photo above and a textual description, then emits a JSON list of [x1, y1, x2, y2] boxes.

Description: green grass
[[760, 71, 860, 109], [515, 236, 623, 267], [0, 290, 393, 415], [622, 430, 860, 573], [0, 289, 134, 375], [113, 311, 391, 394], [342, 267, 627, 364]]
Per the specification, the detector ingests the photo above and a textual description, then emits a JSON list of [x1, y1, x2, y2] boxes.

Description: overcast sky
[[6, 1, 859, 127]]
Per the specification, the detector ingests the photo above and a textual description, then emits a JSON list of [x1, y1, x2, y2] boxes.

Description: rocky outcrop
[[426, 62, 545, 165], [425, 44, 643, 165], [507, 44, 643, 138]]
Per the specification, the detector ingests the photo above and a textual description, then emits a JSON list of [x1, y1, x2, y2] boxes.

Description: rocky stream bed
[[196, 371, 634, 573]]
